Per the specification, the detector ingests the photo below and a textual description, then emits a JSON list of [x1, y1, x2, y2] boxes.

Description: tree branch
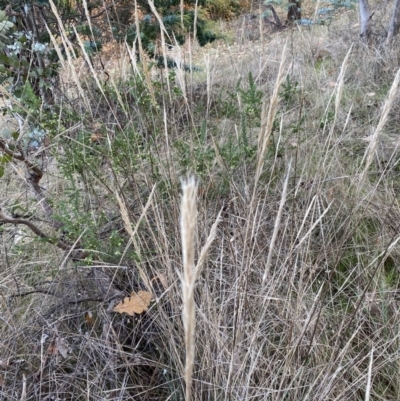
[[0, 207, 70, 250], [0, 139, 61, 226], [265, 5, 283, 28]]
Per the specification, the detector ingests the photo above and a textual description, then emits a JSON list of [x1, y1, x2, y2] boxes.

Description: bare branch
[[265, 5, 283, 28], [0, 139, 61, 226], [0, 207, 92, 262], [8, 289, 109, 305], [0, 139, 43, 179], [0, 207, 70, 250]]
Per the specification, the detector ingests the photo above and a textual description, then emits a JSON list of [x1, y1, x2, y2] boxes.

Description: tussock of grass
[[1, 5, 400, 401]]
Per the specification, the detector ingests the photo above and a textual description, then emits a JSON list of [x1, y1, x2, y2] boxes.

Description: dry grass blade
[[193, 0, 199, 44], [323, 45, 352, 152], [295, 200, 333, 250], [334, 44, 352, 122], [48, 0, 92, 111], [194, 208, 222, 281], [365, 347, 374, 401], [263, 159, 291, 284], [360, 67, 400, 184], [73, 26, 105, 97], [180, 177, 197, 401], [115, 186, 157, 291], [4, 6, 400, 401], [134, 0, 155, 104], [19, 373, 26, 401], [255, 43, 288, 190], [148, 0, 172, 95]]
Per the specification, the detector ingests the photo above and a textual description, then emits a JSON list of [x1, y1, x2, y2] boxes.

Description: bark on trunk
[[359, 0, 371, 40], [387, 0, 400, 44], [287, 0, 301, 22]]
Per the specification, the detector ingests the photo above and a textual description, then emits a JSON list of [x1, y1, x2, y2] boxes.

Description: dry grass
[[1, 4, 400, 401]]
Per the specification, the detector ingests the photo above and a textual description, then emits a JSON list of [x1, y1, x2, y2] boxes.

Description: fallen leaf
[[91, 133, 103, 142], [113, 290, 152, 316], [48, 341, 58, 356], [85, 311, 95, 327], [56, 337, 69, 359]]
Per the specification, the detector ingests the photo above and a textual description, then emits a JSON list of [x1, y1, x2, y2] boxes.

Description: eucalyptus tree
[[359, 0, 400, 43]]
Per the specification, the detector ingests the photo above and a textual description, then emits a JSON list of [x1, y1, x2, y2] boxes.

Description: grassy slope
[[1, 4, 400, 400]]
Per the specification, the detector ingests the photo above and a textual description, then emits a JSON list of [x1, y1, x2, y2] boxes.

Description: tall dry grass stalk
[[365, 347, 374, 401], [333, 45, 352, 123], [262, 159, 291, 284], [322, 44, 352, 156], [4, 7, 400, 400], [147, 0, 172, 96], [180, 177, 198, 401], [255, 44, 288, 193], [134, 0, 156, 105], [115, 187, 157, 291], [360, 67, 400, 184], [194, 208, 222, 282], [48, 0, 92, 112]]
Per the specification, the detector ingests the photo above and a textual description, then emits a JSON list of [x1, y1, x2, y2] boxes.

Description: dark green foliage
[[138, 0, 207, 13], [123, 8, 217, 57], [205, 0, 243, 19], [174, 74, 261, 180], [238, 72, 263, 119], [280, 75, 299, 108], [191, 10, 218, 46], [0, 0, 219, 113]]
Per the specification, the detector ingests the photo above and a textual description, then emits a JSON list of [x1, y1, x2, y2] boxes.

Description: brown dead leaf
[[48, 337, 69, 358], [48, 341, 58, 356], [85, 311, 95, 327], [56, 337, 69, 359], [91, 133, 103, 142], [113, 290, 152, 316]]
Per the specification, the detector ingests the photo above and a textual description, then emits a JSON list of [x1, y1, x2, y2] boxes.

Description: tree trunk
[[266, 5, 283, 28], [287, 0, 301, 22], [359, 0, 371, 40], [387, 0, 400, 44]]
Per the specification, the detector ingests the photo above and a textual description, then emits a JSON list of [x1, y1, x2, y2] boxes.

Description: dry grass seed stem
[[180, 177, 198, 401]]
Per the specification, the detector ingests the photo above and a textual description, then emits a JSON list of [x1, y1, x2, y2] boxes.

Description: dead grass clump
[[2, 6, 400, 401]]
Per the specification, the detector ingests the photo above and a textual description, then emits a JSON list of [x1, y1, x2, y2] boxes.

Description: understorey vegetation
[[1, 0, 400, 400]]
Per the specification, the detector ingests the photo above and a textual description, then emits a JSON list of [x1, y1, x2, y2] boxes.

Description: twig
[[9, 289, 57, 300], [0, 139, 60, 225], [265, 5, 283, 28], [9, 289, 108, 305], [0, 139, 43, 179], [0, 208, 89, 262], [0, 207, 70, 249]]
